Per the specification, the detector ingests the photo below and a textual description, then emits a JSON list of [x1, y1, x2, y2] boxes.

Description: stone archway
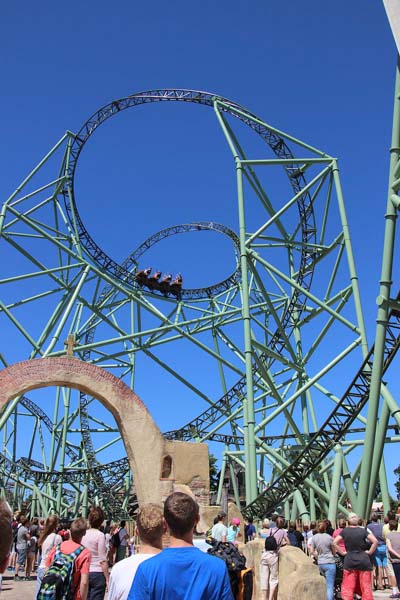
[[0, 357, 209, 508]]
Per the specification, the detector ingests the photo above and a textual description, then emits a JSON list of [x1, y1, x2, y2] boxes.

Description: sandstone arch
[[0, 357, 209, 508]]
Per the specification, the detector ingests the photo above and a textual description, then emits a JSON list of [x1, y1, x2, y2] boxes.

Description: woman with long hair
[[35, 515, 61, 598], [81, 506, 109, 599]]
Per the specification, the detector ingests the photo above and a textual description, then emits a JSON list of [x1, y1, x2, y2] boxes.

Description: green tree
[[394, 464, 400, 500], [209, 453, 219, 492]]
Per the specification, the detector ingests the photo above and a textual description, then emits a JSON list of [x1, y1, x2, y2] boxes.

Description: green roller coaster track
[[0, 77, 399, 521]]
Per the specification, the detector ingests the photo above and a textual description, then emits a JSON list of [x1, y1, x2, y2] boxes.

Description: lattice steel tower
[[1, 89, 399, 520]]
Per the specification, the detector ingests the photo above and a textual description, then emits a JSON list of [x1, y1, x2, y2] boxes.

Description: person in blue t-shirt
[[128, 492, 234, 600], [244, 517, 256, 543]]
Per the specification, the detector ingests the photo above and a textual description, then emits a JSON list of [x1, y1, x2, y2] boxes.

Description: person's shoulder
[[60, 540, 85, 554], [112, 553, 149, 575], [198, 549, 229, 570]]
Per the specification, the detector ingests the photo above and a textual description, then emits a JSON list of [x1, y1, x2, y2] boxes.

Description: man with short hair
[[108, 503, 164, 600], [46, 517, 91, 600], [0, 499, 13, 591], [244, 516, 256, 542], [128, 492, 233, 599]]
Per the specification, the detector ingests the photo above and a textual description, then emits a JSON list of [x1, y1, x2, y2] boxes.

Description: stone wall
[[239, 539, 325, 600], [0, 358, 210, 509]]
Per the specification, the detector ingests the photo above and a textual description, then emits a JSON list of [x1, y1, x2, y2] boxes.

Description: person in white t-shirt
[[36, 515, 62, 598], [108, 504, 165, 600], [211, 512, 228, 542]]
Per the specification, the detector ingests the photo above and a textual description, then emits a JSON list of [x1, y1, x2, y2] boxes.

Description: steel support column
[[236, 157, 258, 503], [357, 59, 400, 518]]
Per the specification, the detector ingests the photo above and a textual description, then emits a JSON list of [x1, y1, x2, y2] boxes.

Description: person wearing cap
[[333, 512, 378, 600], [227, 518, 241, 545], [211, 512, 228, 543]]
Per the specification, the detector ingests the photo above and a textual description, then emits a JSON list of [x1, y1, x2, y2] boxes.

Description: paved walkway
[[0, 572, 396, 599], [0, 573, 107, 599]]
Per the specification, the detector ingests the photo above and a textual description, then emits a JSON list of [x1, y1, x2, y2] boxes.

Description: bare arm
[[283, 533, 290, 546], [80, 572, 89, 600], [387, 538, 400, 560], [366, 533, 378, 555], [333, 535, 343, 547], [100, 560, 109, 587], [97, 534, 109, 586]]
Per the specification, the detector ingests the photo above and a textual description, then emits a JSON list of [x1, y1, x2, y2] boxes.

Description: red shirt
[[46, 540, 91, 600]]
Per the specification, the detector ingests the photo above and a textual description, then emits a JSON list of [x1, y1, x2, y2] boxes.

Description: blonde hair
[[70, 517, 87, 542], [137, 503, 164, 544], [262, 518, 270, 528]]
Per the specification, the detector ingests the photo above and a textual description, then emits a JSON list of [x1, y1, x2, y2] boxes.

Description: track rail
[[62, 88, 316, 301], [1, 90, 319, 516], [242, 301, 400, 519], [63, 90, 316, 507]]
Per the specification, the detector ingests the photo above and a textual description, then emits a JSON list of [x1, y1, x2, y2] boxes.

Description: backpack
[[12, 523, 18, 545], [205, 527, 216, 546], [264, 534, 278, 552], [265, 526, 287, 552], [207, 541, 246, 597], [111, 529, 121, 548], [237, 568, 254, 600], [37, 543, 84, 600]]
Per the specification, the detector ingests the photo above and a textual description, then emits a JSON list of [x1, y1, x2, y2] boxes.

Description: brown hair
[[38, 515, 59, 548], [389, 519, 398, 531], [0, 499, 12, 569], [370, 512, 378, 523], [164, 492, 199, 537], [88, 506, 105, 529], [276, 516, 285, 529], [70, 517, 87, 542], [137, 503, 164, 544], [317, 520, 326, 534]]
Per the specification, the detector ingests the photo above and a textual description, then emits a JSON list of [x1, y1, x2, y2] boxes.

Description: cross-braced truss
[[1, 89, 399, 520]]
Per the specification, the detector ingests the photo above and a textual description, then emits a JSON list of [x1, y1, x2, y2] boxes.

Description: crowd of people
[[257, 509, 400, 600], [1, 494, 400, 600]]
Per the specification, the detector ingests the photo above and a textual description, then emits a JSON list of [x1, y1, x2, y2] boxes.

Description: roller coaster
[[0, 84, 399, 521]]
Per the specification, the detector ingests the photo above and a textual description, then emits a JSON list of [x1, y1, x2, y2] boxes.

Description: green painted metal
[[357, 60, 400, 518], [0, 88, 398, 522], [328, 445, 343, 523]]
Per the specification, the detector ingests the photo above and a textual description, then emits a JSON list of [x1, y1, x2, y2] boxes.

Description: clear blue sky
[[1, 1, 399, 497]]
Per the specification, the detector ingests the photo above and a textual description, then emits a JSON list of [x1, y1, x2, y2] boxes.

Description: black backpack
[[264, 534, 278, 551], [207, 541, 246, 597]]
